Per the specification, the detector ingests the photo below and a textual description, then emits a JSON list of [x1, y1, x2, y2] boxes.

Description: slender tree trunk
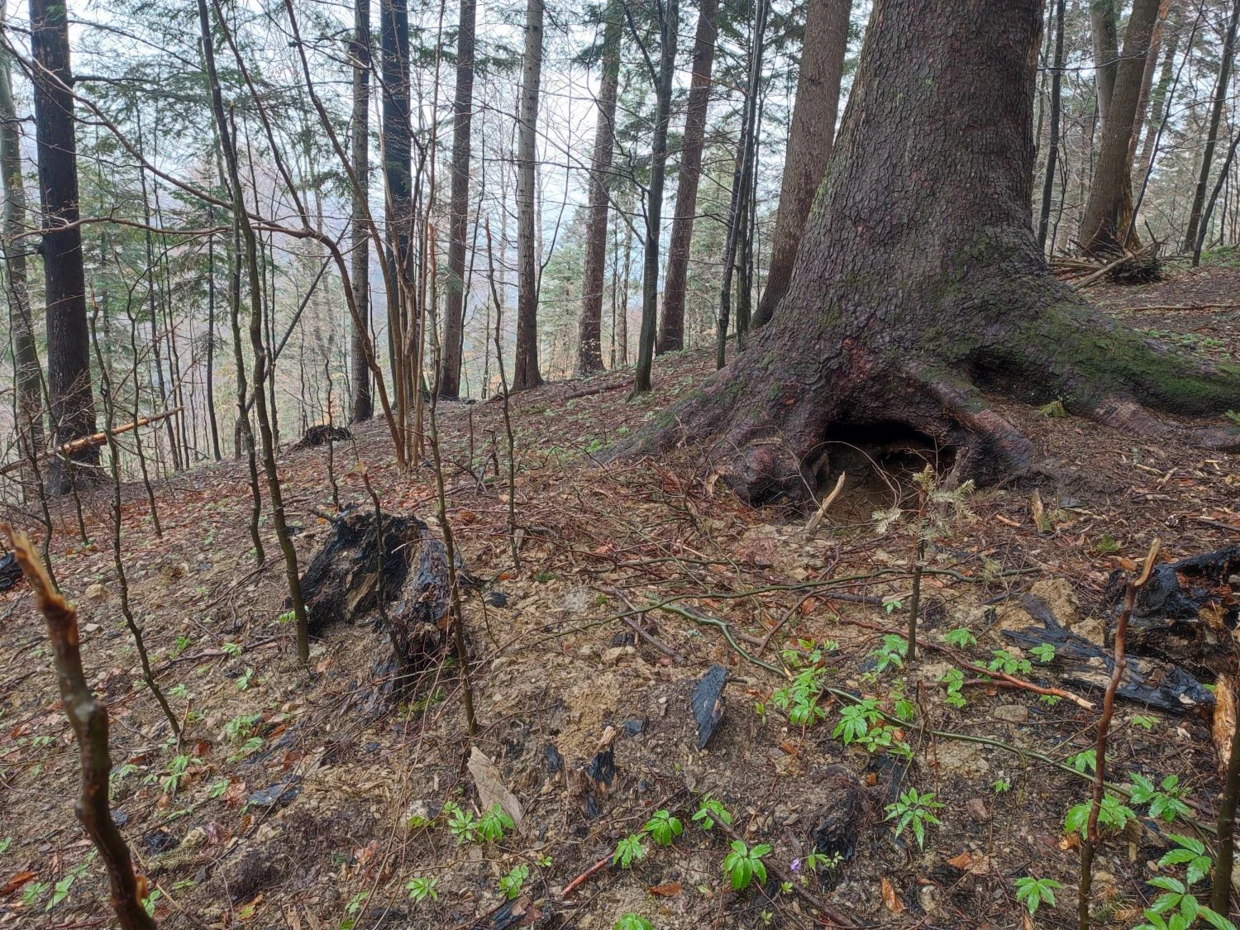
[[1092, 0, 1119, 122], [199, 0, 308, 660], [440, 0, 476, 398], [1079, 0, 1161, 255], [350, 0, 374, 422], [1038, 0, 1066, 250], [29, 0, 98, 495], [576, 2, 622, 375], [382, 0, 415, 444], [753, 0, 850, 327], [1184, 0, 1240, 252], [657, 0, 719, 353], [205, 205, 222, 459], [1130, 0, 1174, 165], [618, 0, 1240, 505], [0, 32, 41, 462], [716, 0, 768, 368], [513, 0, 544, 391], [1137, 3, 1184, 178], [632, 0, 680, 394]]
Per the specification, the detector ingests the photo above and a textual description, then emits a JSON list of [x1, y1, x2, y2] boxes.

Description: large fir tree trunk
[[1079, 0, 1162, 255], [440, 0, 476, 398], [632, 0, 680, 394], [29, 0, 98, 495], [350, 0, 373, 422], [616, 0, 1240, 504], [1183, 0, 1240, 253], [513, 0, 544, 391], [657, 0, 719, 354], [752, 0, 850, 328], [0, 35, 41, 461], [576, 3, 622, 375]]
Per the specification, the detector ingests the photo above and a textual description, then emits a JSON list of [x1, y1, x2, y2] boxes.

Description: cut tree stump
[[299, 508, 462, 690]]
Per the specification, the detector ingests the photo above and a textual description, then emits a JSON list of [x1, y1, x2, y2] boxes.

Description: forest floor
[[2, 258, 1240, 930]]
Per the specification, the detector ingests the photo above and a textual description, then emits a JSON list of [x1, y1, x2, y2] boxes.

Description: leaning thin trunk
[[1079, 0, 1161, 255], [576, 2, 622, 374], [658, 0, 720, 353], [440, 0, 476, 398], [350, 0, 374, 422], [753, 0, 850, 328], [1137, 3, 1184, 178], [1183, 0, 1240, 252], [513, 0, 544, 391], [29, 0, 98, 495], [632, 0, 680, 394], [1129, 0, 1174, 166]]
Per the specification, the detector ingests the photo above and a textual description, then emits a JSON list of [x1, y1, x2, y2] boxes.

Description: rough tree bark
[[1183, 0, 1240, 253], [576, 2, 622, 374], [0, 30, 41, 460], [1079, 0, 1162, 255], [513, 0, 544, 391], [613, 0, 1240, 505], [752, 0, 851, 328], [657, 0, 719, 354], [632, 0, 680, 395], [440, 0, 476, 397], [29, 0, 98, 495], [1092, 0, 1119, 122], [350, 0, 373, 422]]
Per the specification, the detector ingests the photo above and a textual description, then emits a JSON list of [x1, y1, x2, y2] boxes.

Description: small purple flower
[[790, 858, 803, 873]]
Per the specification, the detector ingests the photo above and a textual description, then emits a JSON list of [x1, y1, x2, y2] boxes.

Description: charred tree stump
[[300, 508, 462, 692]]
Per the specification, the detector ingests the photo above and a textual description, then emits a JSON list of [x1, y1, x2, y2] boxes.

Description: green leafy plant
[[1096, 533, 1122, 555], [644, 810, 683, 847], [870, 634, 908, 675], [771, 666, 829, 727], [943, 627, 977, 648], [443, 801, 477, 845], [613, 834, 646, 869], [722, 840, 771, 891], [223, 713, 261, 741], [221, 641, 242, 658], [615, 915, 654, 930], [161, 755, 192, 795], [0, 837, 10, 854], [1159, 834, 1213, 886], [1030, 643, 1056, 663], [1133, 877, 1236, 930], [143, 889, 161, 917], [1064, 794, 1136, 837], [499, 864, 529, 900], [1066, 749, 1096, 774], [987, 648, 1032, 676], [992, 779, 1011, 794], [46, 860, 90, 911], [1132, 714, 1158, 730], [833, 699, 880, 745], [884, 789, 943, 849], [1130, 773, 1191, 824], [692, 795, 733, 831], [1014, 876, 1061, 915], [940, 667, 967, 709], [476, 804, 515, 843], [235, 667, 255, 691]]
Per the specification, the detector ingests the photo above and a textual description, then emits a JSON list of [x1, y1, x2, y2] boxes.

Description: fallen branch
[[560, 853, 612, 898], [0, 408, 183, 477], [0, 525, 155, 929]]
